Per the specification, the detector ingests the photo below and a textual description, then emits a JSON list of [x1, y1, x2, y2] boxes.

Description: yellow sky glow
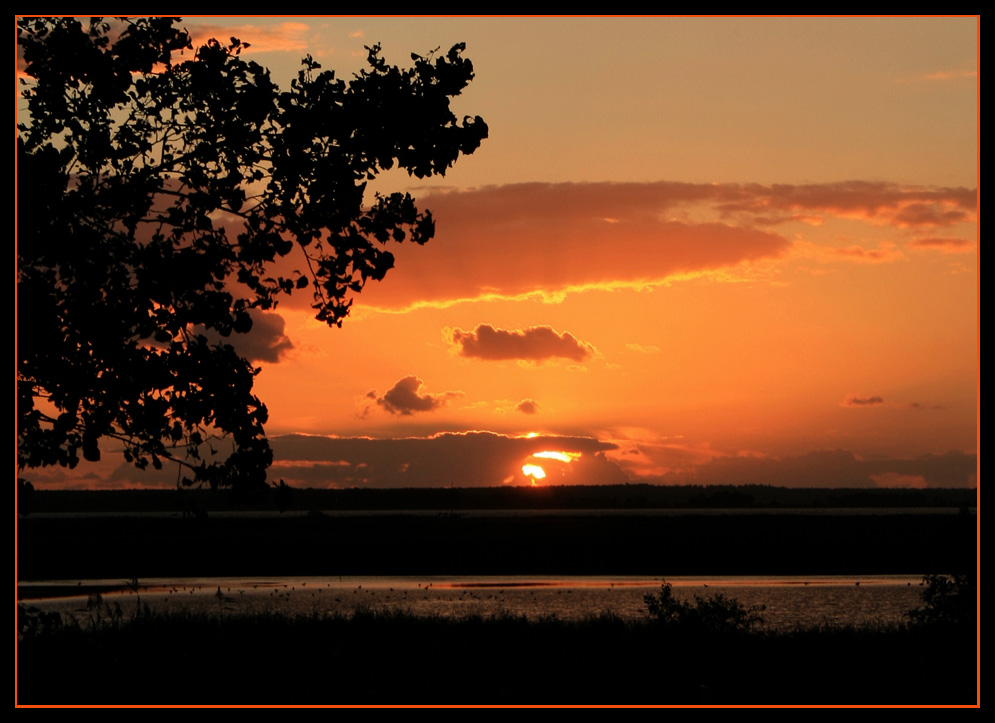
[[533, 451, 581, 463]]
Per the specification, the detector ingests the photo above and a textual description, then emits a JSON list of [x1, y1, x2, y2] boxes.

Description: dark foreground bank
[[16, 607, 977, 705], [18, 508, 977, 579]]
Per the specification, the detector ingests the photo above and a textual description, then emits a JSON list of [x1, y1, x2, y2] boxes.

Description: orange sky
[[20, 17, 979, 490]]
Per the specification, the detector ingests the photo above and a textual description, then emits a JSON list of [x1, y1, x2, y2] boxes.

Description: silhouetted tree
[[16, 17, 487, 490]]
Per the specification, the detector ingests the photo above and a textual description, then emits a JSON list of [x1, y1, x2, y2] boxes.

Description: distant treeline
[[19, 484, 977, 580], [18, 483, 978, 515]]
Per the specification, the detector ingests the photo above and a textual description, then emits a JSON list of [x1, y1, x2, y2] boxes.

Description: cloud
[[515, 399, 539, 415], [368, 376, 463, 415], [32, 435, 975, 492], [187, 22, 310, 53], [824, 243, 904, 264], [870, 472, 928, 489], [749, 214, 825, 227], [794, 241, 905, 265], [266, 431, 628, 488], [625, 343, 660, 355], [238, 310, 294, 363], [355, 182, 793, 311], [839, 396, 944, 411], [261, 437, 977, 492], [841, 394, 885, 407], [351, 180, 974, 313], [917, 68, 977, 81], [712, 181, 976, 228], [890, 202, 972, 228], [907, 237, 976, 254], [449, 324, 597, 362], [200, 309, 294, 364], [600, 433, 724, 480], [653, 449, 976, 489]]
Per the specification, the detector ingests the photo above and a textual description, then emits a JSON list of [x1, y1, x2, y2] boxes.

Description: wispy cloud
[[907, 401, 945, 410], [907, 237, 976, 254], [914, 68, 977, 82], [794, 241, 905, 265], [713, 181, 975, 228], [841, 394, 885, 407], [659, 449, 975, 489], [624, 343, 660, 355], [870, 472, 927, 489]]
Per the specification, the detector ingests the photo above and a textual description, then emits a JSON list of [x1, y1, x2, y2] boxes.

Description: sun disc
[[522, 464, 546, 479]]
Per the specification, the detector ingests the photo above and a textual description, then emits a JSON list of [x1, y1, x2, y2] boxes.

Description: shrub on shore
[[907, 573, 976, 628], [642, 581, 766, 634]]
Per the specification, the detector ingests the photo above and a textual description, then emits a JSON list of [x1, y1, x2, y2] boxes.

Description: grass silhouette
[[17, 600, 975, 705]]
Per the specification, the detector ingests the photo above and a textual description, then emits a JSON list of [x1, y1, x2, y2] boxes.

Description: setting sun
[[522, 464, 547, 484]]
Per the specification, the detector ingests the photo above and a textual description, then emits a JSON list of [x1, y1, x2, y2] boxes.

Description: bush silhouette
[[644, 581, 765, 633], [907, 573, 976, 628]]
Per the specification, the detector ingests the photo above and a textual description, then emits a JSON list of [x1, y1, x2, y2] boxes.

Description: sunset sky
[[23, 16, 979, 490]]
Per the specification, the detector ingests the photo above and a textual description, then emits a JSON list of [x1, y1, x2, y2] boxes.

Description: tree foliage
[[16, 17, 487, 489]]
